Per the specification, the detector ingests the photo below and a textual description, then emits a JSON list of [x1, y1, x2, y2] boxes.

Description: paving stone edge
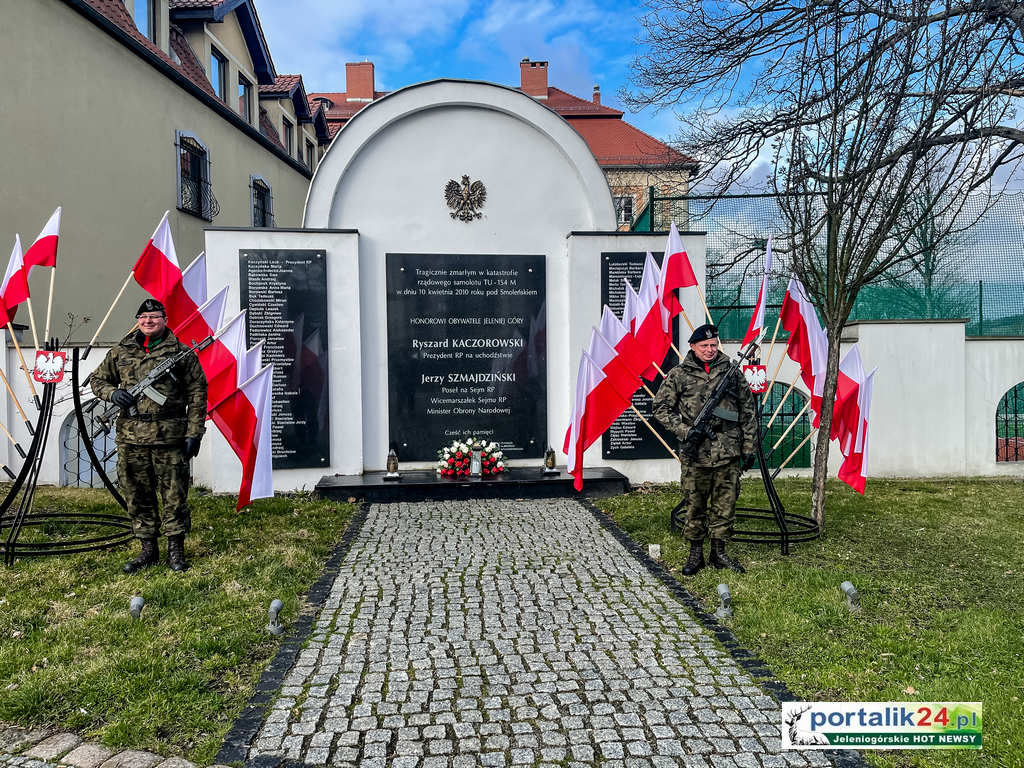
[[215, 501, 372, 767], [577, 496, 870, 768]]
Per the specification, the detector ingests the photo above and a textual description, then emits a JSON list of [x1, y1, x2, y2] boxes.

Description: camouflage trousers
[[679, 458, 743, 542], [117, 443, 191, 540]]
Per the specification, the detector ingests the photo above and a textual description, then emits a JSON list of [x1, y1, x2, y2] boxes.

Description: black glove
[[183, 437, 202, 460], [111, 389, 136, 409], [742, 453, 756, 471]]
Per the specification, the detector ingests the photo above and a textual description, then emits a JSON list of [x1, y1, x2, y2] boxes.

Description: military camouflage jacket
[[653, 350, 758, 467], [90, 329, 207, 446]]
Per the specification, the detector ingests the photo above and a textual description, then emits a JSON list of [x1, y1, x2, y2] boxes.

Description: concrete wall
[[305, 80, 617, 471], [197, 228, 362, 493], [1, 0, 311, 342]]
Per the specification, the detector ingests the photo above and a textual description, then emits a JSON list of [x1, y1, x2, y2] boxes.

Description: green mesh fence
[[638, 191, 1024, 338]]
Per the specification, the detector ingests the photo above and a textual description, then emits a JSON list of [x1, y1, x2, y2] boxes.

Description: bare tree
[[626, 0, 1024, 526]]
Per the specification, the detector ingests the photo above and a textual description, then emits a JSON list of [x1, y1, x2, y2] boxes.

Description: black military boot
[[709, 539, 746, 573], [680, 541, 705, 576], [167, 535, 189, 572], [123, 538, 158, 574]]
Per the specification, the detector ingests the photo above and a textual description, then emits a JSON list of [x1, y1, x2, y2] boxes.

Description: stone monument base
[[315, 467, 629, 503]]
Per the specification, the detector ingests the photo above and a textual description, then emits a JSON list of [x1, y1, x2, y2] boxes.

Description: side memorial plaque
[[240, 249, 330, 469], [387, 253, 546, 461], [600, 252, 680, 460]]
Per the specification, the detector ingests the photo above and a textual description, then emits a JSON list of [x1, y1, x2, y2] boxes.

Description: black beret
[[688, 324, 719, 344], [136, 299, 165, 316]]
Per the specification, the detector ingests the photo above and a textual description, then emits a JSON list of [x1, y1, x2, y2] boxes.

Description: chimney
[[520, 58, 548, 99], [346, 61, 374, 102], [592, 85, 601, 105]]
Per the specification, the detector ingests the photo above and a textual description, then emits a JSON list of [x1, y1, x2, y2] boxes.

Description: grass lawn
[[0, 487, 356, 764], [600, 477, 1024, 768]]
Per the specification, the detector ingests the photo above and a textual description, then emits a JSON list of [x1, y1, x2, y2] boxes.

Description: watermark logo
[[782, 702, 982, 750]]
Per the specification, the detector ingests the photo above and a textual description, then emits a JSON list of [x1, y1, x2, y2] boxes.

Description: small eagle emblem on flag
[[743, 364, 768, 393], [444, 175, 486, 222], [33, 350, 67, 383]]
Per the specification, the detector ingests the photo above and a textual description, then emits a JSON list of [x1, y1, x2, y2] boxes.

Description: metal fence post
[[648, 186, 656, 232]]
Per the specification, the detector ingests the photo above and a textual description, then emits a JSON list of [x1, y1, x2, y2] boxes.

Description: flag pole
[[629, 403, 680, 463], [0, 419, 26, 458], [765, 371, 801, 430], [762, 348, 789, 401], [83, 271, 134, 360], [762, 312, 782, 369], [771, 400, 811, 451], [679, 307, 694, 333], [771, 430, 815, 479], [43, 268, 56, 345], [24, 297, 40, 354], [694, 284, 713, 324], [0, 353, 35, 433], [6, 322, 39, 408]]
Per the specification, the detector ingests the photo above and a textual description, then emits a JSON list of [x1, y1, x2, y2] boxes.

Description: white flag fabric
[[741, 236, 772, 346], [181, 252, 207, 309]]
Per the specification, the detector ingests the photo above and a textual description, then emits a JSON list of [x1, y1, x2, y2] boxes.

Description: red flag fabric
[[173, 286, 227, 347], [163, 252, 207, 328], [741, 236, 772, 346], [133, 214, 182, 305], [210, 364, 274, 509], [588, 328, 642, 406], [204, 310, 247, 411], [837, 369, 875, 494], [0, 236, 30, 327], [659, 222, 697, 330], [780, 277, 828, 425], [566, 351, 631, 491], [633, 253, 671, 381], [599, 305, 648, 378], [23, 207, 61, 277], [831, 345, 865, 450]]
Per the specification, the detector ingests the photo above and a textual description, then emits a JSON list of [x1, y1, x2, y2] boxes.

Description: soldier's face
[[138, 312, 167, 337], [690, 338, 719, 362]]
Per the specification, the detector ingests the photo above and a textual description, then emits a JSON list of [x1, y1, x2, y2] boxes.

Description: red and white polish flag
[[741, 236, 772, 346], [211, 363, 274, 510], [133, 213, 183, 307], [238, 340, 264, 386], [831, 344, 865, 451], [174, 286, 228, 349], [622, 279, 641, 335], [634, 252, 671, 380], [205, 310, 247, 411], [166, 251, 207, 330], [23, 207, 61, 277], [659, 222, 698, 331], [566, 351, 630, 491], [837, 369, 875, 494], [780, 277, 828, 424], [599, 305, 648, 378], [0, 236, 30, 327]]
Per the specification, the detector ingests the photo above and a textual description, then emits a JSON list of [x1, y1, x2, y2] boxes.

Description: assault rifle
[[679, 342, 759, 461], [95, 336, 213, 435]]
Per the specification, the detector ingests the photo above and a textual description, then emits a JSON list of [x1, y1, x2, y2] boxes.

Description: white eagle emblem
[[33, 350, 67, 383], [743, 364, 768, 393], [444, 174, 486, 222]]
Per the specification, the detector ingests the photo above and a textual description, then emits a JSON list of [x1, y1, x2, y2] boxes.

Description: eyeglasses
[[137, 314, 165, 321]]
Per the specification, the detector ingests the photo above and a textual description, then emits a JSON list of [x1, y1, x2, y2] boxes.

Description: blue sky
[[255, 0, 681, 142]]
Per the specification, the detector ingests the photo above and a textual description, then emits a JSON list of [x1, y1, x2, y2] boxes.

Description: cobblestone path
[[247, 499, 844, 767]]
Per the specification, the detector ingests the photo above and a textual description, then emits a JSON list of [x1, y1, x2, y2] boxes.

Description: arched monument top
[[303, 78, 616, 229]]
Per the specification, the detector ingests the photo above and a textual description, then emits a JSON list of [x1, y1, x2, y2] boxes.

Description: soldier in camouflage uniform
[[653, 324, 758, 574], [91, 299, 207, 573]]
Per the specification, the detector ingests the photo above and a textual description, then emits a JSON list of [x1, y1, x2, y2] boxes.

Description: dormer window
[[314, 96, 333, 110], [283, 118, 294, 156], [133, 0, 157, 43], [210, 47, 228, 101]]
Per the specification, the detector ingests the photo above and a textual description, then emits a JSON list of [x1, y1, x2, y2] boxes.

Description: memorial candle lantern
[[470, 440, 483, 477]]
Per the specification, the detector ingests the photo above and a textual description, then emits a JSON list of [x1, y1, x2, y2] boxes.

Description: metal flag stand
[[668, 368, 821, 556], [0, 341, 131, 565]]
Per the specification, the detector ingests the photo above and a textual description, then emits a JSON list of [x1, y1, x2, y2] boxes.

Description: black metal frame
[[669, 397, 821, 555], [996, 381, 1024, 462], [0, 344, 131, 565]]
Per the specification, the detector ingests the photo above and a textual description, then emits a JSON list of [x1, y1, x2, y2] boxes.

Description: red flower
[[456, 451, 463, 459]]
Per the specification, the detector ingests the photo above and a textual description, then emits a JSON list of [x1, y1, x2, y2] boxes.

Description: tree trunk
[[809, 325, 844, 530]]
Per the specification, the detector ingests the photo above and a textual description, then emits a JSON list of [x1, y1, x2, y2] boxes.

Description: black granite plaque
[[240, 249, 330, 469], [600, 252, 681, 460], [387, 253, 546, 461]]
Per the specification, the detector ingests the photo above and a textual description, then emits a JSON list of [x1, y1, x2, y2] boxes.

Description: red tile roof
[[260, 74, 302, 95], [567, 116, 691, 167], [83, 0, 216, 98], [167, 0, 228, 8], [309, 84, 693, 169], [258, 106, 286, 150]]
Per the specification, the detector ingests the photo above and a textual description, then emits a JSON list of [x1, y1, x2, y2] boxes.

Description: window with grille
[[251, 176, 274, 227], [614, 196, 634, 226], [176, 132, 218, 221]]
